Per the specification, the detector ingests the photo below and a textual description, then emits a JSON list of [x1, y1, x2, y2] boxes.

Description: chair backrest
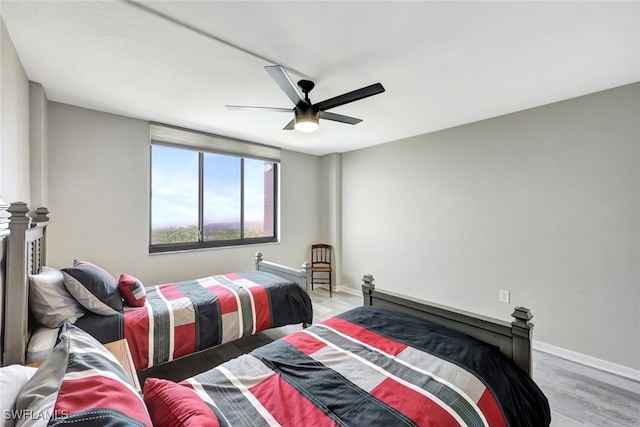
[[311, 244, 332, 267]]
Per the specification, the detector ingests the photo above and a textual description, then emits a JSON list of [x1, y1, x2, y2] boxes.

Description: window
[[149, 124, 279, 253]]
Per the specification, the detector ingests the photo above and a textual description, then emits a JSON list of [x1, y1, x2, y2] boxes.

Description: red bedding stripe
[[173, 323, 196, 360], [223, 272, 243, 281], [322, 317, 408, 356], [158, 283, 182, 300], [54, 376, 149, 424], [124, 306, 150, 370], [250, 373, 337, 427], [478, 389, 507, 427], [283, 331, 328, 355], [370, 377, 460, 426], [206, 284, 238, 314], [248, 285, 271, 332]]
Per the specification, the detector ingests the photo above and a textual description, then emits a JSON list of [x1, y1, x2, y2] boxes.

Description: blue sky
[[151, 145, 267, 229]]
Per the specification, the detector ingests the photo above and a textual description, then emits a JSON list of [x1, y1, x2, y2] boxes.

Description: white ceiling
[[2, 1, 639, 156]]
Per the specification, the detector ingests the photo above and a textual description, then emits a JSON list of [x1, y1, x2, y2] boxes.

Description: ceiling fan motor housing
[[294, 107, 319, 132]]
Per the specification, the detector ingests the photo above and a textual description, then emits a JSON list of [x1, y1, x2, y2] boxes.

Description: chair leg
[[329, 271, 332, 298]]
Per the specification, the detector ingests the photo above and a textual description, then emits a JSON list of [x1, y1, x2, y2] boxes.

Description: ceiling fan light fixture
[[294, 108, 319, 132]]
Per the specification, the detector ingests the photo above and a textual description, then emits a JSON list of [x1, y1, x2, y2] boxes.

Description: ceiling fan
[[226, 65, 385, 132]]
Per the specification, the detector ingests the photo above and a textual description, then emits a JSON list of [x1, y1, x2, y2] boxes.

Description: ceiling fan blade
[[283, 119, 295, 130], [226, 105, 292, 113], [314, 83, 385, 112], [264, 65, 308, 108], [319, 111, 362, 125]]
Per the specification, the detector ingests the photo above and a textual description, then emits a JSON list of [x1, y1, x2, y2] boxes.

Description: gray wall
[[46, 102, 321, 286], [319, 153, 342, 289], [0, 15, 30, 203], [342, 83, 640, 370]]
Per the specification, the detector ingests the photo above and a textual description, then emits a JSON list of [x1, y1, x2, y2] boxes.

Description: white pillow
[[0, 364, 37, 427], [29, 267, 85, 328], [26, 325, 60, 365]]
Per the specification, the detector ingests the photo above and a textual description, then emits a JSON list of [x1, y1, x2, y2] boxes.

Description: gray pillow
[[29, 267, 85, 328], [15, 324, 151, 427], [61, 260, 123, 315]]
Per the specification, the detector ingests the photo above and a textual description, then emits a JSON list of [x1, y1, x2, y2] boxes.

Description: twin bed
[[1, 202, 551, 426]]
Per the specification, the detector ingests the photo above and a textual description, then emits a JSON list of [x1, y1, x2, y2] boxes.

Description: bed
[[158, 276, 549, 426], [2, 201, 550, 426], [3, 275, 550, 427], [72, 266, 313, 371], [0, 202, 312, 370]]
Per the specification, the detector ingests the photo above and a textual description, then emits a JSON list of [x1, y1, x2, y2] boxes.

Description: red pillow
[[143, 377, 218, 427], [117, 274, 147, 307]]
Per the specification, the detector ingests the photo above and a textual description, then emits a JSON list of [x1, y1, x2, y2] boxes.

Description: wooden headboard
[[1, 202, 49, 366], [361, 274, 534, 376]]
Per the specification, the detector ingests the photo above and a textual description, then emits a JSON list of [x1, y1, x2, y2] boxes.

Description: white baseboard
[[336, 285, 361, 296], [313, 286, 640, 382], [533, 340, 640, 382], [311, 284, 361, 296]]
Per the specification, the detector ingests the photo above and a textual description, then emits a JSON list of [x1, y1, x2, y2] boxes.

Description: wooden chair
[[310, 244, 333, 297]]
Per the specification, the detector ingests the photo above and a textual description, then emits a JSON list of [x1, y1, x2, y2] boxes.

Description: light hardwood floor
[[139, 288, 640, 426]]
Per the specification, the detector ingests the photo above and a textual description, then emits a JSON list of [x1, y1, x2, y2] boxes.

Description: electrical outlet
[[499, 290, 510, 303]]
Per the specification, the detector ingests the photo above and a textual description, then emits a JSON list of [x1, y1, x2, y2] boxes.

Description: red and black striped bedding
[[179, 306, 551, 426], [74, 270, 312, 371]]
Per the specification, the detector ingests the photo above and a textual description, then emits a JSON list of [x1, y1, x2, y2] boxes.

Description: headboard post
[[255, 251, 263, 270], [3, 202, 32, 365], [361, 274, 375, 306], [301, 261, 311, 293], [510, 306, 534, 375], [32, 207, 50, 223]]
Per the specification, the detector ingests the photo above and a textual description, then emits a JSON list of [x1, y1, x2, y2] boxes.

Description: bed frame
[[255, 251, 311, 294], [0, 203, 313, 366], [2, 202, 49, 366], [361, 274, 534, 376]]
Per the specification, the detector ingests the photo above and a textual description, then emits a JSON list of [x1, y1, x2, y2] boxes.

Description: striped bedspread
[[182, 307, 551, 427], [76, 271, 313, 371]]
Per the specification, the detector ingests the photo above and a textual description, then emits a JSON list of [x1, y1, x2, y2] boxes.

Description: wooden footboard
[[255, 251, 311, 294], [361, 274, 534, 376]]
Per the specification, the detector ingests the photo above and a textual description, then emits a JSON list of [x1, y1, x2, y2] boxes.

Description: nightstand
[[104, 339, 141, 394]]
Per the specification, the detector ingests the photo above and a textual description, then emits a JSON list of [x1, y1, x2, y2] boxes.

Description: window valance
[[150, 123, 281, 162]]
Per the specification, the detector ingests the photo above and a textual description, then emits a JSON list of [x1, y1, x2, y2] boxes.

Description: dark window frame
[[149, 142, 279, 254]]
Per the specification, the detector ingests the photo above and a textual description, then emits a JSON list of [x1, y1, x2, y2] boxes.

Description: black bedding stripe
[[146, 292, 171, 367], [252, 340, 418, 427], [311, 326, 486, 426], [74, 312, 123, 344], [336, 306, 552, 427], [174, 280, 222, 351], [193, 368, 272, 426], [239, 271, 313, 326], [203, 402, 231, 427]]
